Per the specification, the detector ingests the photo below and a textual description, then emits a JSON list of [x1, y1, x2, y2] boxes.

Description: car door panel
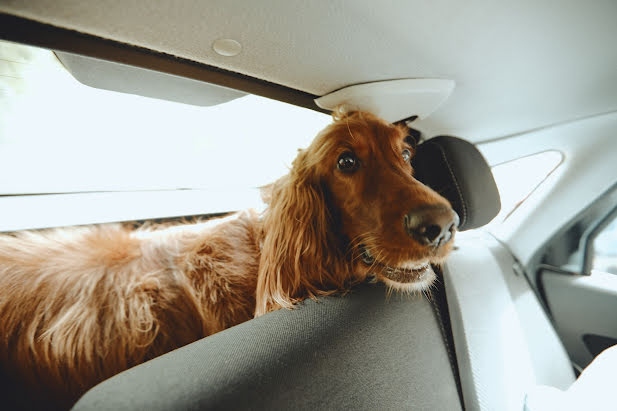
[[541, 270, 617, 369]]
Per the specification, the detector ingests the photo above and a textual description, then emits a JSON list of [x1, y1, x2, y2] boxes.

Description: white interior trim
[[445, 231, 574, 411], [480, 112, 617, 266]]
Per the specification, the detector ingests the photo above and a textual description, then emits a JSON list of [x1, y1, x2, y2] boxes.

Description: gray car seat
[[73, 282, 461, 410], [72, 135, 504, 410]]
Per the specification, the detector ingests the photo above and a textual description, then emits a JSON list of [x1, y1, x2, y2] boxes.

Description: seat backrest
[[72, 134, 503, 410], [73, 283, 462, 410]]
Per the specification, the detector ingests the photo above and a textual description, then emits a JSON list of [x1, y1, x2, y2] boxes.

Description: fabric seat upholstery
[[72, 283, 462, 411]]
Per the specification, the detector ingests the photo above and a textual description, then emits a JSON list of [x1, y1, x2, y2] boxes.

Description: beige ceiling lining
[[0, 12, 325, 114], [1, 1, 617, 142]]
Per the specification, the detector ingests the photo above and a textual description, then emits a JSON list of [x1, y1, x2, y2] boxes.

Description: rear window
[[0, 41, 330, 230], [0, 41, 330, 194]]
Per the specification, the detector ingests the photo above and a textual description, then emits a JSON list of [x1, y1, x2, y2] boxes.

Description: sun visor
[[412, 136, 501, 231], [55, 51, 246, 106]]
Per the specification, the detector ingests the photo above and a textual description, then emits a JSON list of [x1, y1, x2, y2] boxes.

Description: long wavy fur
[[256, 150, 352, 316]]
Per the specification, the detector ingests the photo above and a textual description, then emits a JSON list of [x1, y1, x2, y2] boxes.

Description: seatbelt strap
[[429, 265, 465, 409]]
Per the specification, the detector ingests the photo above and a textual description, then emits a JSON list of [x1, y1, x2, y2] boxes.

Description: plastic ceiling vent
[[314, 79, 455, 123]]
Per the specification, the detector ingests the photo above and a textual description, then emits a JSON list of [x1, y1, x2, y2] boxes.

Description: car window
[[0, 40, 331, 230], [0, 40, 330, 195], [484, 150, 563, 227], [591, 215, 617, 275]]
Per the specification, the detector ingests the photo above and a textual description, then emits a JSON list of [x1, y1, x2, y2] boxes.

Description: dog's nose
[[404, 205, 459, 247]]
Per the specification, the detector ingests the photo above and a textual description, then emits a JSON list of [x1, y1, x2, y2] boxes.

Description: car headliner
[[1, 0, 616, 142]]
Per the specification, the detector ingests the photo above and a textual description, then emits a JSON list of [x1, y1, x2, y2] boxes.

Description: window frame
[[531, 181, 617, 281], [581, 205, 617, 275]]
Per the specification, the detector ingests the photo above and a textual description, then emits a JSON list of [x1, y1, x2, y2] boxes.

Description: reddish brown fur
[[0, 111, 455, 409]]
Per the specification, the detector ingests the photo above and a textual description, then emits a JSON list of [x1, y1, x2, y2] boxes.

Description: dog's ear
[[255, 152, 347, 316]]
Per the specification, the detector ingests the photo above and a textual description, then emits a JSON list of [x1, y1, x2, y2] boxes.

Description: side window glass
[[485, 150, 563, 227], [592, 215, 617, 275]]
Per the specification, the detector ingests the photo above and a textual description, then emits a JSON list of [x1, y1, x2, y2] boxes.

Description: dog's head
[[256, 111, 458, 315]]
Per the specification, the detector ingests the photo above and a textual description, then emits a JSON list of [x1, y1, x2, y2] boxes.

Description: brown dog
[[0, 111, 458, 408]]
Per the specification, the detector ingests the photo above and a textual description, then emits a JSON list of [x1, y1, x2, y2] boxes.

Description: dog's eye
[[402, 148, 412, 163], [337, 152, 359, 172]]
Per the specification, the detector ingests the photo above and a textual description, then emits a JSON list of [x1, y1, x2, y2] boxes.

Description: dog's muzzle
[[404, 205, 459, 247]]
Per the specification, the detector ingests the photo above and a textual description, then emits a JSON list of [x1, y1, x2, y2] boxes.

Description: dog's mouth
[[360, 248, 435, 285]]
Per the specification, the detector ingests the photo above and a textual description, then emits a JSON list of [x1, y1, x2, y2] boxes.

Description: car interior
[[1, 2, 617, 410]]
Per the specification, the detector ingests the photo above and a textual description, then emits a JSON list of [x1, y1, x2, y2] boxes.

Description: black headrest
[[412, 136, 501, 231]]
